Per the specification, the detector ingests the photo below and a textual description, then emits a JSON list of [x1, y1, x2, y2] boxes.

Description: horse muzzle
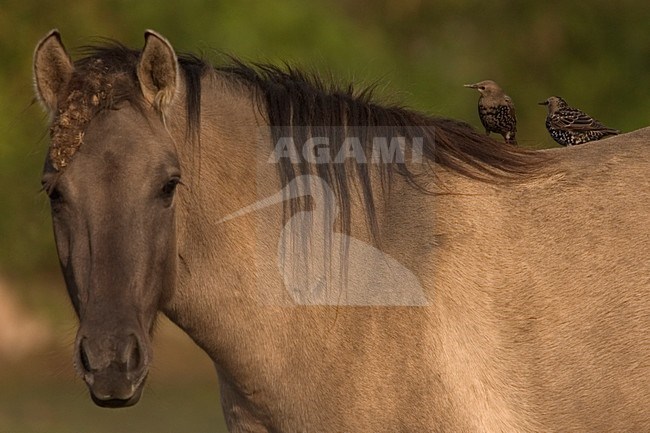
[[75, 332, 150, 408]]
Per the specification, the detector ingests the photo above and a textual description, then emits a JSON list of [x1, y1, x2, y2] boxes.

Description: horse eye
[[162, 177, 180, 196], [46, 186, 65, 213], [48, 187, 63, 202]]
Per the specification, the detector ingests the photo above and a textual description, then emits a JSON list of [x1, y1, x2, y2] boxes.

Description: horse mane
[[212, 60, 547, 241], [63, 43, 547, 241]]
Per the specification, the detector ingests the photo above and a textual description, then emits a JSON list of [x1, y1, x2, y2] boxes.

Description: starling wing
[[549, 107, 619, 135]]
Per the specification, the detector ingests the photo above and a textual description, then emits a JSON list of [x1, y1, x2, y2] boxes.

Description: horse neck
[[160, 70, 456, 382], [163, 72, 289, 354]]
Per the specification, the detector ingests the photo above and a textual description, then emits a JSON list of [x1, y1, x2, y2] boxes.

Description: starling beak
[[464, 80, 517, 145], [539, 96, 619, 146]]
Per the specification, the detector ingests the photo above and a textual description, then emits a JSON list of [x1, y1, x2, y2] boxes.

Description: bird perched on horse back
[[464, 80, 517, 145], [539, 96, 619, 146]]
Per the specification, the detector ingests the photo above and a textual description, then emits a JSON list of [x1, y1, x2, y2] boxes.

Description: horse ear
[[33, 29, 74, 114], [137, 30, 179, 112]]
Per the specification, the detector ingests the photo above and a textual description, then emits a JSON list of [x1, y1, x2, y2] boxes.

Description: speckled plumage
[[465, 80, 517, 145], [539, 96, 619, 146]]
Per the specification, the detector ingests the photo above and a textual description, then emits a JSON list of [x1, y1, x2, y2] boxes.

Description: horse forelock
[[48, 46, 144, 171]]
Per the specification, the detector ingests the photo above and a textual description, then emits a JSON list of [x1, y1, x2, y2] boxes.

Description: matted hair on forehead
[[48, 44, 144, 170]]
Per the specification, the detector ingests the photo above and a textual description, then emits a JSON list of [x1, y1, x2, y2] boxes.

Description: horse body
[[33, 30, 649, 432]]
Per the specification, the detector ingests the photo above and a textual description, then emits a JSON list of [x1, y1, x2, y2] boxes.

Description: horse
[[33, 29, 649, 432]]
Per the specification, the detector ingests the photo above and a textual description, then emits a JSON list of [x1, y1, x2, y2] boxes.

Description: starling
[[539, 96, 619, 146], [464, 80, 517, 145]]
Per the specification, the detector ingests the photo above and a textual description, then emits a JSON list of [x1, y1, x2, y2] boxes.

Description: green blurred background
[[0, 1, 648, 432]]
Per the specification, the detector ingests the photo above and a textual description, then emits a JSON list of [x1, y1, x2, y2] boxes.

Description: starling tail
[[539, 96, 619, 146], [464, 80, 517, 145]]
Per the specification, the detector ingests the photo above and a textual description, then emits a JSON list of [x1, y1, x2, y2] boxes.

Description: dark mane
[[212, 60, 546, 240], [60, 43, 546, 240]]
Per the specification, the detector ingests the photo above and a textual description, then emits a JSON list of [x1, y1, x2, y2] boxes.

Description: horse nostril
[[124, 334, 145, 373], [79, 338, 92, 374], [76, 333, 147, 377]]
